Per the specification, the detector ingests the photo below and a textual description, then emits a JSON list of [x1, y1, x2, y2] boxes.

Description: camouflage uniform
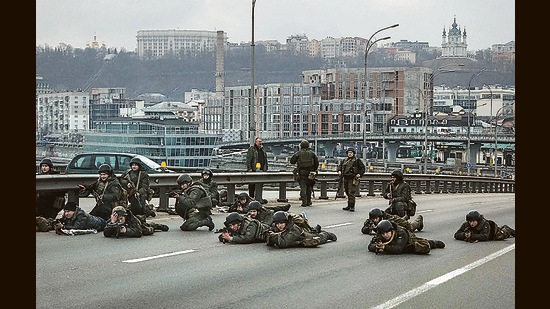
[[361, 209, 423, 235], [266, 212, 337, 248], [383, 170, 412, 218], [176, 182, 214, 231], [197, 169, 220, 207], [119, 158, 155, 218], [103, 207, 143, 238], [289, 139, 319, 207], [368, 221, 444, 255], [337, 148, 366, 211], [454, 213, 515, 242], [218, 214, 270, 244], [81, 172, 126, 221]]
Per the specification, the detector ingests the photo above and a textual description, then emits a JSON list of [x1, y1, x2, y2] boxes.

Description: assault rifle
[[166, 189, 183, 197], [372, 234, 384, 255], [121, 171, 137, 198], [105, 220, 123, 238], [91, 190, 104, 206], [335, 175, 345, 200], [215, 227, 229, 243]]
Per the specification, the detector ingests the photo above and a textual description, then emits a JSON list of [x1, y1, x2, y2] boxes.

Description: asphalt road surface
[[36, 192, 515, 309]]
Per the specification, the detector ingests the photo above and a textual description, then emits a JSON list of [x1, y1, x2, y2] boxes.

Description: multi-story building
[[136, 30, 227, 59], [36, 91, 90, 138], [433, 85, 515, 118]]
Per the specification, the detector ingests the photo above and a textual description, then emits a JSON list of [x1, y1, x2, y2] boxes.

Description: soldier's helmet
[[112, 206, 128, 216], [466, 210, 481, 222], [129, 157, 143, 169], [201, 168, 213, 177], [369, 208, 384, 220], [272, 211, 289, 224], [98, 164, 113, 175], [300, 139, 310, 149], [238, 192, 249, 201], [176, 174, 193, 185], [224, 212, 243, 226], [248, 201, 262, 211], [40, 158, 54, 169], [391, 170, 403, 180], [347, 147, 355, 154], [376, 220, 394, 234]]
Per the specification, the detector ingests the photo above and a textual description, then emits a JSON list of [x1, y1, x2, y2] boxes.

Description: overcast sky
[[36, 0, 515, 52]]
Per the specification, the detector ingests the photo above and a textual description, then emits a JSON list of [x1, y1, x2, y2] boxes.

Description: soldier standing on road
[[246, 137, 268, 201], [78, 164, 127, 221], [119, 157, 156, 218], [383, 170, 411, 218], [337, 148, 365, 212], [289, 139, 319, 207], [454, 210, 515, 242], [172, 174, 215, 232]]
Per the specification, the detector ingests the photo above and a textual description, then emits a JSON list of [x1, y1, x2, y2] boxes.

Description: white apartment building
[[36, 91, 90, 138], [433, 85, 515, 118], [136, 30, 227, 59]]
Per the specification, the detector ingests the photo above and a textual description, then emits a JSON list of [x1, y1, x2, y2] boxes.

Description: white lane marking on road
[[325, 222, 354, 228], [371, 243, 515, 309], [123, 249, 198, 263]]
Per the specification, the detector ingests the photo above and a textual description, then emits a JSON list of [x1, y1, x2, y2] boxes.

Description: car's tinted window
[[94, 155, 118, 171]]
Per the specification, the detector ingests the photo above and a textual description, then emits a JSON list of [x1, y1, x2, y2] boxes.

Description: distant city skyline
[[36, 0, 514, 52]]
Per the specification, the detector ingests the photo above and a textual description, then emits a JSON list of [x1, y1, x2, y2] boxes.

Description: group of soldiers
[[37, 157, 515, 253]]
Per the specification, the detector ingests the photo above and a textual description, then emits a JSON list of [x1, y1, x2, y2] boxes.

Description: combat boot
[[342, 203, 351, 211], [429, 240, 445, 248], [314, 224, 322, 233], [328, 232, 337, 241], [502, 225, 515, 237], [203, 216, 215, 231], [348, 203, 355, 212], [36, 217, 52, 232], [411, 215, 424, 232], [155, 224, 169, 231], [282, 203, 291, 211]]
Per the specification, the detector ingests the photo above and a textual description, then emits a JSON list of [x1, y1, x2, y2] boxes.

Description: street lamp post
[[362, 23, 399, 161], [466, 68, 486, 174], [494, 104, 511, 178], [249, 0, 257, 146], [425, 63, 464, 174], [483, 84, 495, 176]]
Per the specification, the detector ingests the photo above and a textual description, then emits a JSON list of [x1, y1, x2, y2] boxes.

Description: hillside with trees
[[36, 44, 514, 101]]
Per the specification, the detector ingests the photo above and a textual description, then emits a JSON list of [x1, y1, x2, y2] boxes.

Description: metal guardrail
[[37, 172, 515, 211]]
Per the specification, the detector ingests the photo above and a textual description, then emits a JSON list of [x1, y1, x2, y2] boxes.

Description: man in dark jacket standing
[[290, 139, 319, 207], [245, 137, 268, 199], [337, 148, 365, 212]]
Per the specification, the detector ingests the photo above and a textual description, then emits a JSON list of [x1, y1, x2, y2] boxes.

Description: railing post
[[318, 179, 329, 200], [277, 182, 288, 202]]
